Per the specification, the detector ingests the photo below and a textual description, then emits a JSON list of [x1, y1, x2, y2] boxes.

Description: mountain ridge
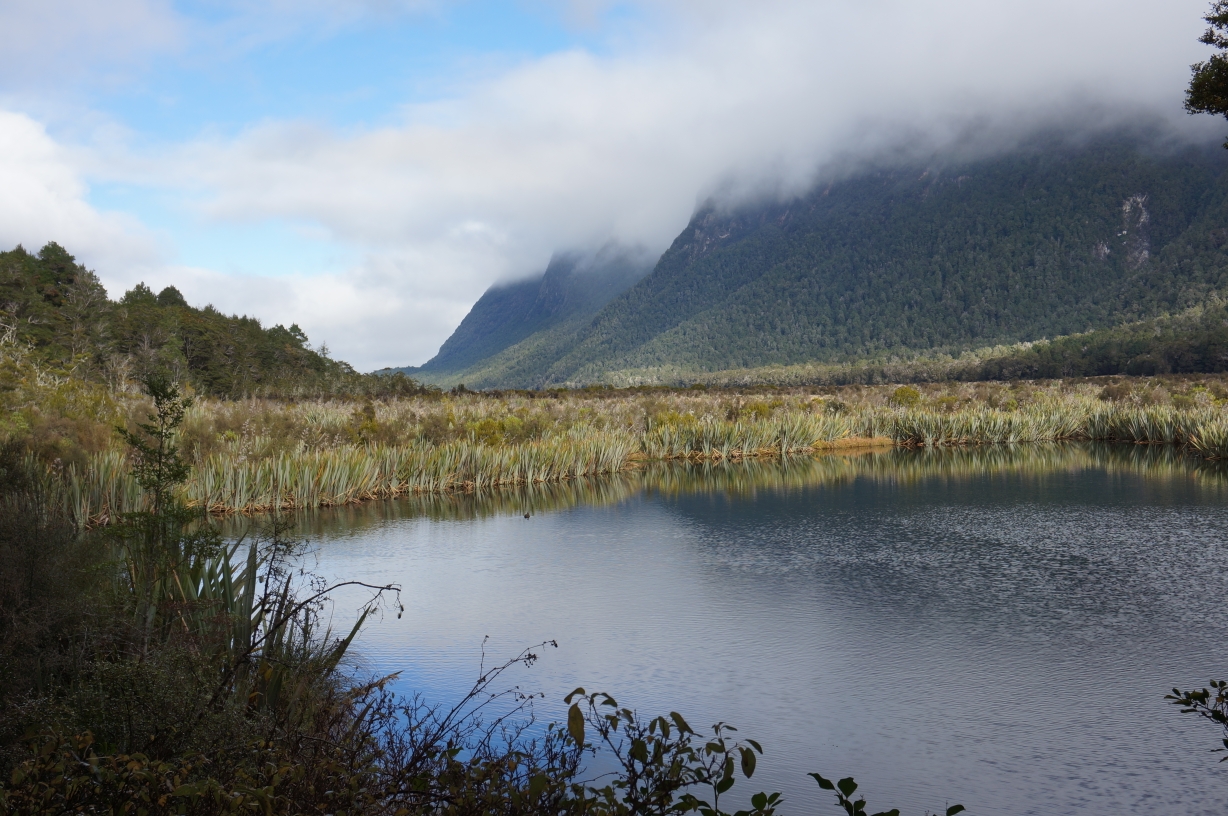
[[403, 134, 1228, 389], [399, 245, 653, 382]]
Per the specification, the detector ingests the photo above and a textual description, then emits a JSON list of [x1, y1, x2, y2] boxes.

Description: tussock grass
[[235, 442, 1228, 531], [33, 377, 1228, 522], [185, 431, 638, 513]]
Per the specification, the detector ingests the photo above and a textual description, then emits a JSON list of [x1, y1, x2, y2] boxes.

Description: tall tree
[[1188, 1, 1228, 146]]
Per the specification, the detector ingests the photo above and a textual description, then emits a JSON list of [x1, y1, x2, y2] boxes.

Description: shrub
[[890, 386, 921, 408]]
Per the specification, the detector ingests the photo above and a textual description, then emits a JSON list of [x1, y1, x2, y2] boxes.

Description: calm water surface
[[255, 446, 1228, 815]]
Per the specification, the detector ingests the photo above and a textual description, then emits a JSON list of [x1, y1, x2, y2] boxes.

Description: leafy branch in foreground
[[811, 774, 965, 816], [564, 687, 773, 816], [1168, 680, 1228, 759], [560, 688, 962, 816]]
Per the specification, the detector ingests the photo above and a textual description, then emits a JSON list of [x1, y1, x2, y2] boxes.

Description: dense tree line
[[0, 243, 430, 399], [685, 303, 1228, 388]]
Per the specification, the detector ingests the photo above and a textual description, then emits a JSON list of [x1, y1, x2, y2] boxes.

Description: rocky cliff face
[[1121, 194, 1151, 269]]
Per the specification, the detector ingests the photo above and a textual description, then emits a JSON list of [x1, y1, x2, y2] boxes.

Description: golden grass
[[813, 436, 895, 449], [39, 376, 1228, 524]]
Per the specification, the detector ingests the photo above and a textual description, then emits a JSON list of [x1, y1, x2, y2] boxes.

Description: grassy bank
[[254, 443, 1228, 535], [15, 375, 1225, 522]]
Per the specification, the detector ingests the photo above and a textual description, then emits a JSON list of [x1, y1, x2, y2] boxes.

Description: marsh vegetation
[[23, 375, 1228, 524]]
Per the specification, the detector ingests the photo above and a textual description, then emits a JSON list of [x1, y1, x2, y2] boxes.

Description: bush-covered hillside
[[416, 134, 1228, 388], [672, 301, 1228, 388], [0, 243, 425, 398]]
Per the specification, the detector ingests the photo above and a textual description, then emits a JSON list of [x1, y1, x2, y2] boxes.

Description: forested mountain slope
[[402, 245, 651, 383], [412, 135, 1228, 388]]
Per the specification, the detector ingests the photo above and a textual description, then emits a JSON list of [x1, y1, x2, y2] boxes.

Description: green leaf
[[837, 777, 858, 797], [946, 807, 966, 816], [630, 739, 649, 764], [716, 776, 736, 794], [751, 792, 767, 810], [567, 703, 585, 746], [809, 773, 835, 790], [671, 711, 694, 734], [740, 746, 757, 778], [564, 687, 586, 704]]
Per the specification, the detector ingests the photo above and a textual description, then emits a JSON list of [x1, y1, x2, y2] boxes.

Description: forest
[[0, 242, 429, 400]]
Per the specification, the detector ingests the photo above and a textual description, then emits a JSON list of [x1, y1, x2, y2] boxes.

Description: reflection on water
[[229, 445, 1228, 816], [234, 443, 1228, 535]]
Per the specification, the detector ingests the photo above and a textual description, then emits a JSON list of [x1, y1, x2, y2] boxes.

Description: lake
[[244, 444, 1228, 815]]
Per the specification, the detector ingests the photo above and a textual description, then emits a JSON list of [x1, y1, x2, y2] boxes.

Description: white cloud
[[0, 111, 160, 278], [163, 0, 1217, 252], [13, 0, 1228, 371], [136, 243, 502, 369], [0, 0, 180, 91]]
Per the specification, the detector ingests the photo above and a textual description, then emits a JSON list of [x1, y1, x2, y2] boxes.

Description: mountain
[[403, 133, 1228, 388], [400, 245, 653, 385]]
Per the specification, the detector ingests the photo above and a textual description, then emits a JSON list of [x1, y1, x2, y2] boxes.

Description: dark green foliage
[[810, 774, 963, 816], [421, 136, 1228, 388], [105, 377, 231, 662], [1188, 1, 1228, 146], [157, 286, 189, 308], [965, 304, 1228, 379], [0, 375, 403, 812], [809, 302, 1228, 386], [563, 688, 771, 816], [0, 243, 436, 398], [118, 373, 192, 516], [107, 283, 337, 396], [0, 444, 101, 756], [0, 242, 110, 363], [1169, 680, 1228, 760]]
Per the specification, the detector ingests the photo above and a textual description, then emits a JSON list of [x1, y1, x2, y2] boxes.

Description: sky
[[0, 0, 1222, 371]]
